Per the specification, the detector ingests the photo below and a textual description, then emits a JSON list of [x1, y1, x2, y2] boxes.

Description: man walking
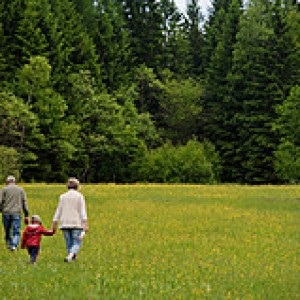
[[0, 176, 29, 250]]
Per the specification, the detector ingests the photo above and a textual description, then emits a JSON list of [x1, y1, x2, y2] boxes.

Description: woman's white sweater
[[53, 189, 87, 229]]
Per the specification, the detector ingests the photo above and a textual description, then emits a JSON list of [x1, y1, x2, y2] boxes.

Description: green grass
[[0, 184, 299, 299]]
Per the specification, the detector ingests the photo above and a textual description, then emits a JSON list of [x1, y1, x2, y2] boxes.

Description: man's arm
[[21, 188, 29, 224], [20, 228, 28, 249], [21, 189, 29, 217], [0, 189, 3, 212]]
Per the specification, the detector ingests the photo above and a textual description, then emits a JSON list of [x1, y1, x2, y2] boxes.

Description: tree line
[[0, 0, 299, 184]]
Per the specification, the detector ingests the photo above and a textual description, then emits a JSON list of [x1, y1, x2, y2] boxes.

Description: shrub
[[274, 141, 300, 183], [130, 139, 220, 183]]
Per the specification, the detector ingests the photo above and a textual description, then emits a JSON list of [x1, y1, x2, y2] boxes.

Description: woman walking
[[52, 178, 88, 262]]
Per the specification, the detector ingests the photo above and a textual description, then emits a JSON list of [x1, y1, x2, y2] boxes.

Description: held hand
[[51, 221, 57, 233], [82, 220, 89, 233], [78, 231, 85, 241]]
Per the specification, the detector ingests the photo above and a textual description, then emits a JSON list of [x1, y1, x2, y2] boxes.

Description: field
[[0, 184, 299, 299]]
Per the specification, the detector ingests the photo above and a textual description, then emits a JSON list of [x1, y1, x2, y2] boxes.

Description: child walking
[[21, 215, 55, 264]]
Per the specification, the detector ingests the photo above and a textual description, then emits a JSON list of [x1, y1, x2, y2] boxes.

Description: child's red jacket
[[21, 224, 54, 248]]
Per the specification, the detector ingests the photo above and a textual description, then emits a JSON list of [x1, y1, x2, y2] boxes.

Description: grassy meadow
[[0, 184, 299, 299]]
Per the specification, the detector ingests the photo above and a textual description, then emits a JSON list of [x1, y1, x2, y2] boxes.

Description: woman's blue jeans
[[62, 228, 83, 255], [2, 214, 21, 249]]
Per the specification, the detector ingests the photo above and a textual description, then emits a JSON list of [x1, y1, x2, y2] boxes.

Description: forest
[[0, 0, 299, 184]]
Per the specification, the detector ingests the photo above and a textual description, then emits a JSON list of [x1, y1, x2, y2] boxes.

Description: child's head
[[31, 215, 42, 224]]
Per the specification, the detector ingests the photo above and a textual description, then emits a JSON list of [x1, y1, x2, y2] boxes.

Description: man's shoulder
[[16, 185, 24, 191], [1, 185, 11, 193], [10, 184, 25, 192]]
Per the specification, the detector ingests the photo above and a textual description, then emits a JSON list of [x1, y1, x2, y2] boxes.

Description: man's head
[[67, 177, 80, 190], [6, 175, 16, 184]]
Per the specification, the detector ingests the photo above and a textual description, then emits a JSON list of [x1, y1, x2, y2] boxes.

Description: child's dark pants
[[27, 246, 40, 263]]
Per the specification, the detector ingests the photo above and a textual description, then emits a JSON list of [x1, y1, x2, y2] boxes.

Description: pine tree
[[1, 0, 33, 80], [91, 0, 132, 92], [186, 0, 205, 77], [159, 0, 191, 77], [121, 0, 164, 70], [202, 0, 233, 71], [14, 0, 50, 65], [199, 0, 242, 182], [271, 1, 300, 182], [69, 0, 98, 32], [0, 23, 7, 83], [226, 0, 284, 183], [47, 0, 102, 91], [270, 0, 300, 96]]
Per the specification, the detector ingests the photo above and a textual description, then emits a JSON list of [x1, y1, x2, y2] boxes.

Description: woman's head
[[67, 177, 80, 190]]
